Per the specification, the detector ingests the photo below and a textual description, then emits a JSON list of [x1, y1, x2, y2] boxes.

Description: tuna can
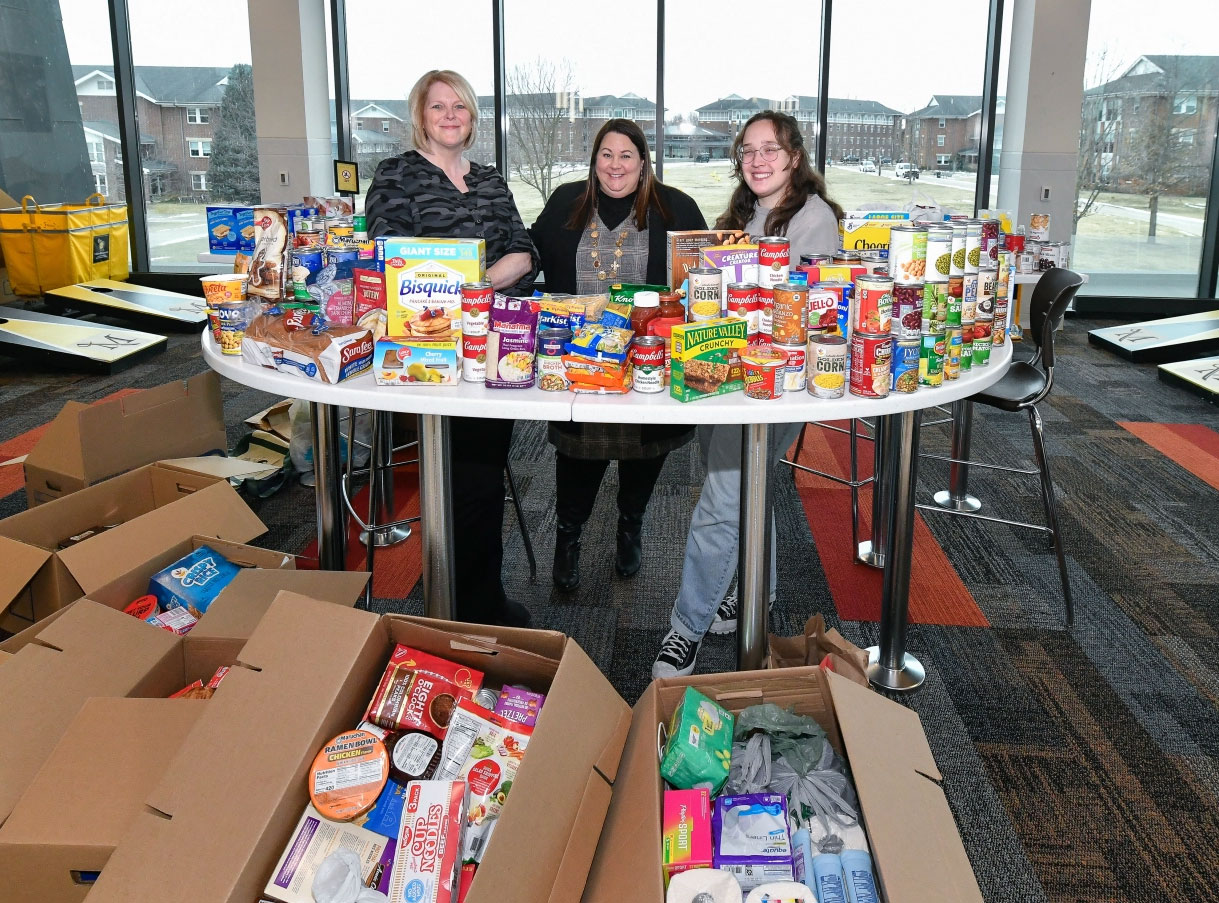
[[944, 327, 962, 380], [849, 333, 892, 398], [778, 342, 806, 392], [964, 220, 983, 273], [757, 286, 774, 337], [741, 345, 788, 400], [461, 281, 494, 336], [771, 283, 809, 345], [808, 334, 848, 398], [921, 281, 947, 332], [291, 248, 325, 301], [758, 236, 791, 286], [893, 283, 923, 341], [949, 222, 968, 277], [961, 272, 978, 322], [925, 226, 954, 280], [980, 218, 1000, 266], [919, 330, 945, 388], [630, 335, 666, 394], [853, 274, 893, 335], [726, 282, 760, 337], [686, 267, 723, 316], [800, 253, 834, 266], [960, 322, 974, 372], [462, 333, 487, 382], [891, 341, 920, 393], [832, 250, 862, 266], [888, 225, 928, 284]]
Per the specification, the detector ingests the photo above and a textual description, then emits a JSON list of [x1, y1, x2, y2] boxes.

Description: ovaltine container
[[726, 282, 760, 338], [631, 335, 666, 393], [980, 218, 1000, 266], [771, 283, 808, 345], [891, 341, 920, 393], [460, 281, 494, 336], [808, 334, 847, 398], [777, 342, 806, 392], [893, 283, 922, 341], [741, 345, 787, 399], [961, 272, 978, 322], [944, 327, 962, 380], [758, 237, 791, 287], [925, 226, 954, 280], [853, 274, 893, 335], [686, 267, 723, 316], [976, 268, 997, 320], [849, 333, 892, 398], [949, 222, 968, 277], [964, 220, 983, 274], [888, 225, 928, 285]]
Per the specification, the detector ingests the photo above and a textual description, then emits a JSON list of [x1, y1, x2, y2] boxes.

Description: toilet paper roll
[[744, 881, 817, 903], [666, 868, 742, 903]]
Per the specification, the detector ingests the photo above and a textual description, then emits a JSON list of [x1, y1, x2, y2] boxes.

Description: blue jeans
[[669, 421, 803, 642]]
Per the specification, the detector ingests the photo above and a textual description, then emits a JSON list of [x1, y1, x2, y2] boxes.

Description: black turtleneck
[[595, 188, 637, 231]]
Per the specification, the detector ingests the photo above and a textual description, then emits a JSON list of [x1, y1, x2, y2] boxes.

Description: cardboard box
[[0, 697, 206, 903], [22, 372, 227, 506], [838, 210, 909, 256], [583, 667, 985, 903], [0, 465, 263, 633], [666, 229, 750, 291], [86, 593, 631, 903], [669, 318, 747, 403]]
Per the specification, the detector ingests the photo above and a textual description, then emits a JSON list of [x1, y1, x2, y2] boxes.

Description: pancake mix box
[[381, 238, 485, 339], [670, 318, 747, 403]]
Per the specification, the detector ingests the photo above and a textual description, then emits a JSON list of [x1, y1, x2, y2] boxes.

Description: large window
[[1074, 0, 1218, 298]]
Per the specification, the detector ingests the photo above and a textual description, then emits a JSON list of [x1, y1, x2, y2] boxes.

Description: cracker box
[[700, 244, 759, 296], [206, 206, 239, 253], [374, 337, 459, 386], [662, 788, 712, 885], [387, 780, 468, 903], [838, 210, 908, 257], [381, 238, 485, 339], [670, 318, 747, 402]]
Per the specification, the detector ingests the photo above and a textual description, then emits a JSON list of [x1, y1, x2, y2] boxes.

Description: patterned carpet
[[3, 307, 1218, 901]]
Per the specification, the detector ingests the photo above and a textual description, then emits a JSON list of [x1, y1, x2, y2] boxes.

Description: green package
[[660, 687, 734, 793]]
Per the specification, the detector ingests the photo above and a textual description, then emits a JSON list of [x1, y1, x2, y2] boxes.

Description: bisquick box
[[379, 237, 486, 339], [669, 318, 747, 403]]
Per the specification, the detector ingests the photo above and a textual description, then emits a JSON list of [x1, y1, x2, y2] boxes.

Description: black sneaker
[[708, 589, 738, 635], [652, 630, 700, 679]]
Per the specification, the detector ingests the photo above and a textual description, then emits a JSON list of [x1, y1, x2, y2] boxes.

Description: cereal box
[[700, 244, 759, 295], [374, 338, 459, 386], [663, 789, 713, 885], [387, 781, 467, 903], [147, 545, 241, 618], [381, 238, 485, 339], [838, 210, 909, 257], [670, 317, 747, 402]]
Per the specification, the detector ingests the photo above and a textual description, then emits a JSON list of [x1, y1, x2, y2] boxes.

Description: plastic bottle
[[812, 853, 847, 903], [629, 290, 660, 337], [840, 850, 879, 903]]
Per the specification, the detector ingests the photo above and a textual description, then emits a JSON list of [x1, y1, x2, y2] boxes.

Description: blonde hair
[[408, 69, 479, 152]]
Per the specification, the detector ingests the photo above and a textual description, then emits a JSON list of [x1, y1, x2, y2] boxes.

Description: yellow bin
[[0, 193, 130, 296]]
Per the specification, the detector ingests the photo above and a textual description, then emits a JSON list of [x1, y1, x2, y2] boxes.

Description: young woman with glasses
[[652, 110, 844, 679]]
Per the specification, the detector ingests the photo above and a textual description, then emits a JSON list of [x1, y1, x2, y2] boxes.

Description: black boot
[[553, 522, 582, 592], [614, 513, 644, 578]]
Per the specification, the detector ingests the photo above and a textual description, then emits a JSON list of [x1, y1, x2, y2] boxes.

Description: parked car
[[879, 156, 893, 165], [859, 160, 877, 173], [895, 162, 920, 180], [841, 154, 860, 164], [694, 152, 710, 163]]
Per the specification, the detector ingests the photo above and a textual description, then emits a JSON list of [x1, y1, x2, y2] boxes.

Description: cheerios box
[[380, 238, 485, 339], [838, 210, 908, 257], [374, 337, 459, 386]]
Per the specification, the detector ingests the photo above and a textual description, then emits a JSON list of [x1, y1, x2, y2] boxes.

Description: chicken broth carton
[[381, 238, 486, 339]]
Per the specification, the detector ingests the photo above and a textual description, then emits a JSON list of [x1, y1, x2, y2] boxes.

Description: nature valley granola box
[[382, 238, 486, 339], [670, 318, 747, 402]]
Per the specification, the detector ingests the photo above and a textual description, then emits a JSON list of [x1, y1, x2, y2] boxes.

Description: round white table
[[203, 332, 1012, 689]]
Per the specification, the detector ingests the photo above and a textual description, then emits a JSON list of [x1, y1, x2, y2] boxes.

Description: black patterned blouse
[[364, 150, 539, 295]]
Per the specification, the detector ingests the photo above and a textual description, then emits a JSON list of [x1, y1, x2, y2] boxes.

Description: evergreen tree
[[209, 64, 260, 204]]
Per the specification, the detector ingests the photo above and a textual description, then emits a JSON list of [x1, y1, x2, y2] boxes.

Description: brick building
[[904, 95, 984, 173]]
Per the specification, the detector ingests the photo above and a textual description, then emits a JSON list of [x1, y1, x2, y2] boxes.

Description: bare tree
[[506, 58, 576, 204], [1074, 49, 1120, 232]]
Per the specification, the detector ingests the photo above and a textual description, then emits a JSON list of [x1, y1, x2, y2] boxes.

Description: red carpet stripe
[[791, 421, 989, 626], [1119, 422, 1219, 493], [0, 388, 140, 497]]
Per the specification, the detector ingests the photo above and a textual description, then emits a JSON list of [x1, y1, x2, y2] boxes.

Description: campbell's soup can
[[806, 288, 839, 337], [925, 226, 954, 280], [758, 236, 791, 287], [980, 219, 1000, 266], [757, 286, 774, 337], [944, 327, 962, 380], [462, 334, 487, 382], [853, 274, 893, 335], [893, 283, 923, 341], [919, 330, 945, 387], [888, 225, 928, 285], [726, 282, 760, 337], [960, 272, 978, 322], [460, 281, 494, 336], [949, 223, 968, 277], [892, 341, 920, 393], [687, 267, 723, 320], [960, 322, 974, 372], [964, 220, 983, 273], [920, 281, 947, 332], [977, 268, 997, 320], [771, 283, 808, 345], [631, 335, 666, 394], [777, 342, 806, 392], [741, 345, 787, 400], [850, 333, 892, 398], [808, 334, 848, 398]]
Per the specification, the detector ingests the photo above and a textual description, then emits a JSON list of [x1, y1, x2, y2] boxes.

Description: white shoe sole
[[707, 618, 737, 636]]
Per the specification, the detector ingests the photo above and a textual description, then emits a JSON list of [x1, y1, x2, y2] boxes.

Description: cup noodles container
[[852, 274, 893, 335], [741, 345, 788, 400], [388, 780, 468, 903], [808, 334, 847, 398], [460, 281, 493, 336], [778, 341, 806, 392], [382, 237, 486, 338], [770, 282, 808, 345], [757, 236, 791, 287], [849, 332, 892, 398], [887, 225, 928, 284], [1029, 212, 1051, 241]]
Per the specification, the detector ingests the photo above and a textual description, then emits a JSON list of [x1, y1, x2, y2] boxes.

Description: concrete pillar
[[247, 0, 333, 203], [998, 0, 1092, 245]]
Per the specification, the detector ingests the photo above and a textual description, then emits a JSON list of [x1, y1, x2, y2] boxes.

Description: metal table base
[[933, 399, 982, 512]]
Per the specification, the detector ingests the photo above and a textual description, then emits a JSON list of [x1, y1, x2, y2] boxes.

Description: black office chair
[[919, 267, 1085, 626]]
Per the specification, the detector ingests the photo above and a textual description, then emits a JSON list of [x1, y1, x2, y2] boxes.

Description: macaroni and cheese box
[[838, 210, 908, 256], [381, 238, 485, 339], [669, 318, 747, 403], [374, 337, 459, 386]]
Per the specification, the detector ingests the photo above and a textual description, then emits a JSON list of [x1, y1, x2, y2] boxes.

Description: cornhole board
[[1089, 310, 1219, 362], [0, 305, 165, 372], [45, 279, 207, 328], [1158, 356, 1219, 403]]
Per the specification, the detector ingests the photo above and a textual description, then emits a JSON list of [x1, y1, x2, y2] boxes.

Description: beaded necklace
[[589, 225, 630, 281]]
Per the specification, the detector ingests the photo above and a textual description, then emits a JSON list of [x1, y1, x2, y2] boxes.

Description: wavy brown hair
[[565, 119, 669, 230], [715, 110, 844, 236]]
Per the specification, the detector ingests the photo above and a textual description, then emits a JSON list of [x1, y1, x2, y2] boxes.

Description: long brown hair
[[565, 119, 669, 230], [715, 110, 844, 235]]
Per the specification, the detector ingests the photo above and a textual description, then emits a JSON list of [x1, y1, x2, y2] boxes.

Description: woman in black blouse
[[365, 69, 538, 628], [530, 119, 704, 593]]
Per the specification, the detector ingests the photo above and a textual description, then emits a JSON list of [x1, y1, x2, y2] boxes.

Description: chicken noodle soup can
[[758, 236, 791, 287], [925, 226, 954, 279], [631, 335, 666, 394], [462, 334, 487, 382], [741, 346, 788, 400], [853, 274, 893, 335], [808, 334, 848, 398], [726, 282, 760, 337], [687, 267, 723, 316], [771, 283, 808, 345], [460, 281, 494, 336], [777, 342, 806, 392], [888, 225, 928, 285], [892, 341, 920, 393], [850, 332, 892, 398]]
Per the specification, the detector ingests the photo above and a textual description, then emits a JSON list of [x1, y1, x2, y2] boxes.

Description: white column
[[247, 0, 333, 203]]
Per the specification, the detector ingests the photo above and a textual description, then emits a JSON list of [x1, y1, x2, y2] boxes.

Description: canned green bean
[[919, 330, 945, 387]]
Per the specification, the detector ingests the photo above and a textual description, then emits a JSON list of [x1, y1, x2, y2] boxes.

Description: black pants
[[450, 416, 514, 623], [555, 452, 669, 528]]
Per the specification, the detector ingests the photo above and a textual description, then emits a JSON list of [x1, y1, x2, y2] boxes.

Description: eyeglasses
[[738, 144, 784, 164]]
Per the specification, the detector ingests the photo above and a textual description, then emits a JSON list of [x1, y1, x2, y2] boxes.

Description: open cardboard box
[[0, 463, 263, 633], [582, 667, 984, 903], [0, 698, 207, 903], [87, 592, 632, 903], [22, 372, 227, 506]]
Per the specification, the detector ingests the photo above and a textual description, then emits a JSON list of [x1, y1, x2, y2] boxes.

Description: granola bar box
[[670, 318, 747, 403]]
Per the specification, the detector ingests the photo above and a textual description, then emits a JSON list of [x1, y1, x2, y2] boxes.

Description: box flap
[[159, 457, 275, 480], [22, 401, 89, 481], [0, 536, 51, 617], [188, 569, 368, 641]]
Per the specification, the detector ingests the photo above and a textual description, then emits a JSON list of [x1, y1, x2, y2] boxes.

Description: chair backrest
[[1028, 267, 1085, 370]]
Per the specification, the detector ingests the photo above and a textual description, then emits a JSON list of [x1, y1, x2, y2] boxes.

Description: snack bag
[[493, 686, 545, 728], [364, 656, 471, 740], [565, 324, 632, 363], [660, 687, 734, 794], [434, 699, 533, 864]]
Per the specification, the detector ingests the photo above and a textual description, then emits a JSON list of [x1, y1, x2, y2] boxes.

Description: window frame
[[186, 106, 210, 124], [188, 139, 212, 158], [190, 171, 210, 191]]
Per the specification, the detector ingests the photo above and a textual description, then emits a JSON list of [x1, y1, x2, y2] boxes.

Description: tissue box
[[663, 789, 712, 885], [712, 793, 794, 892]]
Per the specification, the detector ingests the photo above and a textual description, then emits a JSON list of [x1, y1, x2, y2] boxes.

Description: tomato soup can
[[808, 334, 848, 398], [893, 283, 923, 341], [919, 330, 945, 387], [944, 327, 962, 380], [758, 236, 791, 287], [892, 341, 920, 394], [980, 218, 1000, 266], [853, 274, 893, 335], [771, 283, 808, 345], [462, 334, 487, 382], [777, 341, 806, 392], [964, 220, 983, 273], [950, 223, 968, 276], [460, 281, 494, 336], [888, 225, 928, 284], [925, 226, 954, 280], [726, 282, 760, 336], [757, 286, 774, 337], [850, 333, 893, 398], [631, 335, 666, 394], [741, 346, 788, 400]]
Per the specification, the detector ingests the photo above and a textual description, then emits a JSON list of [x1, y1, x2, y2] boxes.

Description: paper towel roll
[[744, 881, 817, 903], [666, 868, 742, 903]]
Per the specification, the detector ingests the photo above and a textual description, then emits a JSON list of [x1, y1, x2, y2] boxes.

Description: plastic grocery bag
[[311, 849, 387, 902]]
